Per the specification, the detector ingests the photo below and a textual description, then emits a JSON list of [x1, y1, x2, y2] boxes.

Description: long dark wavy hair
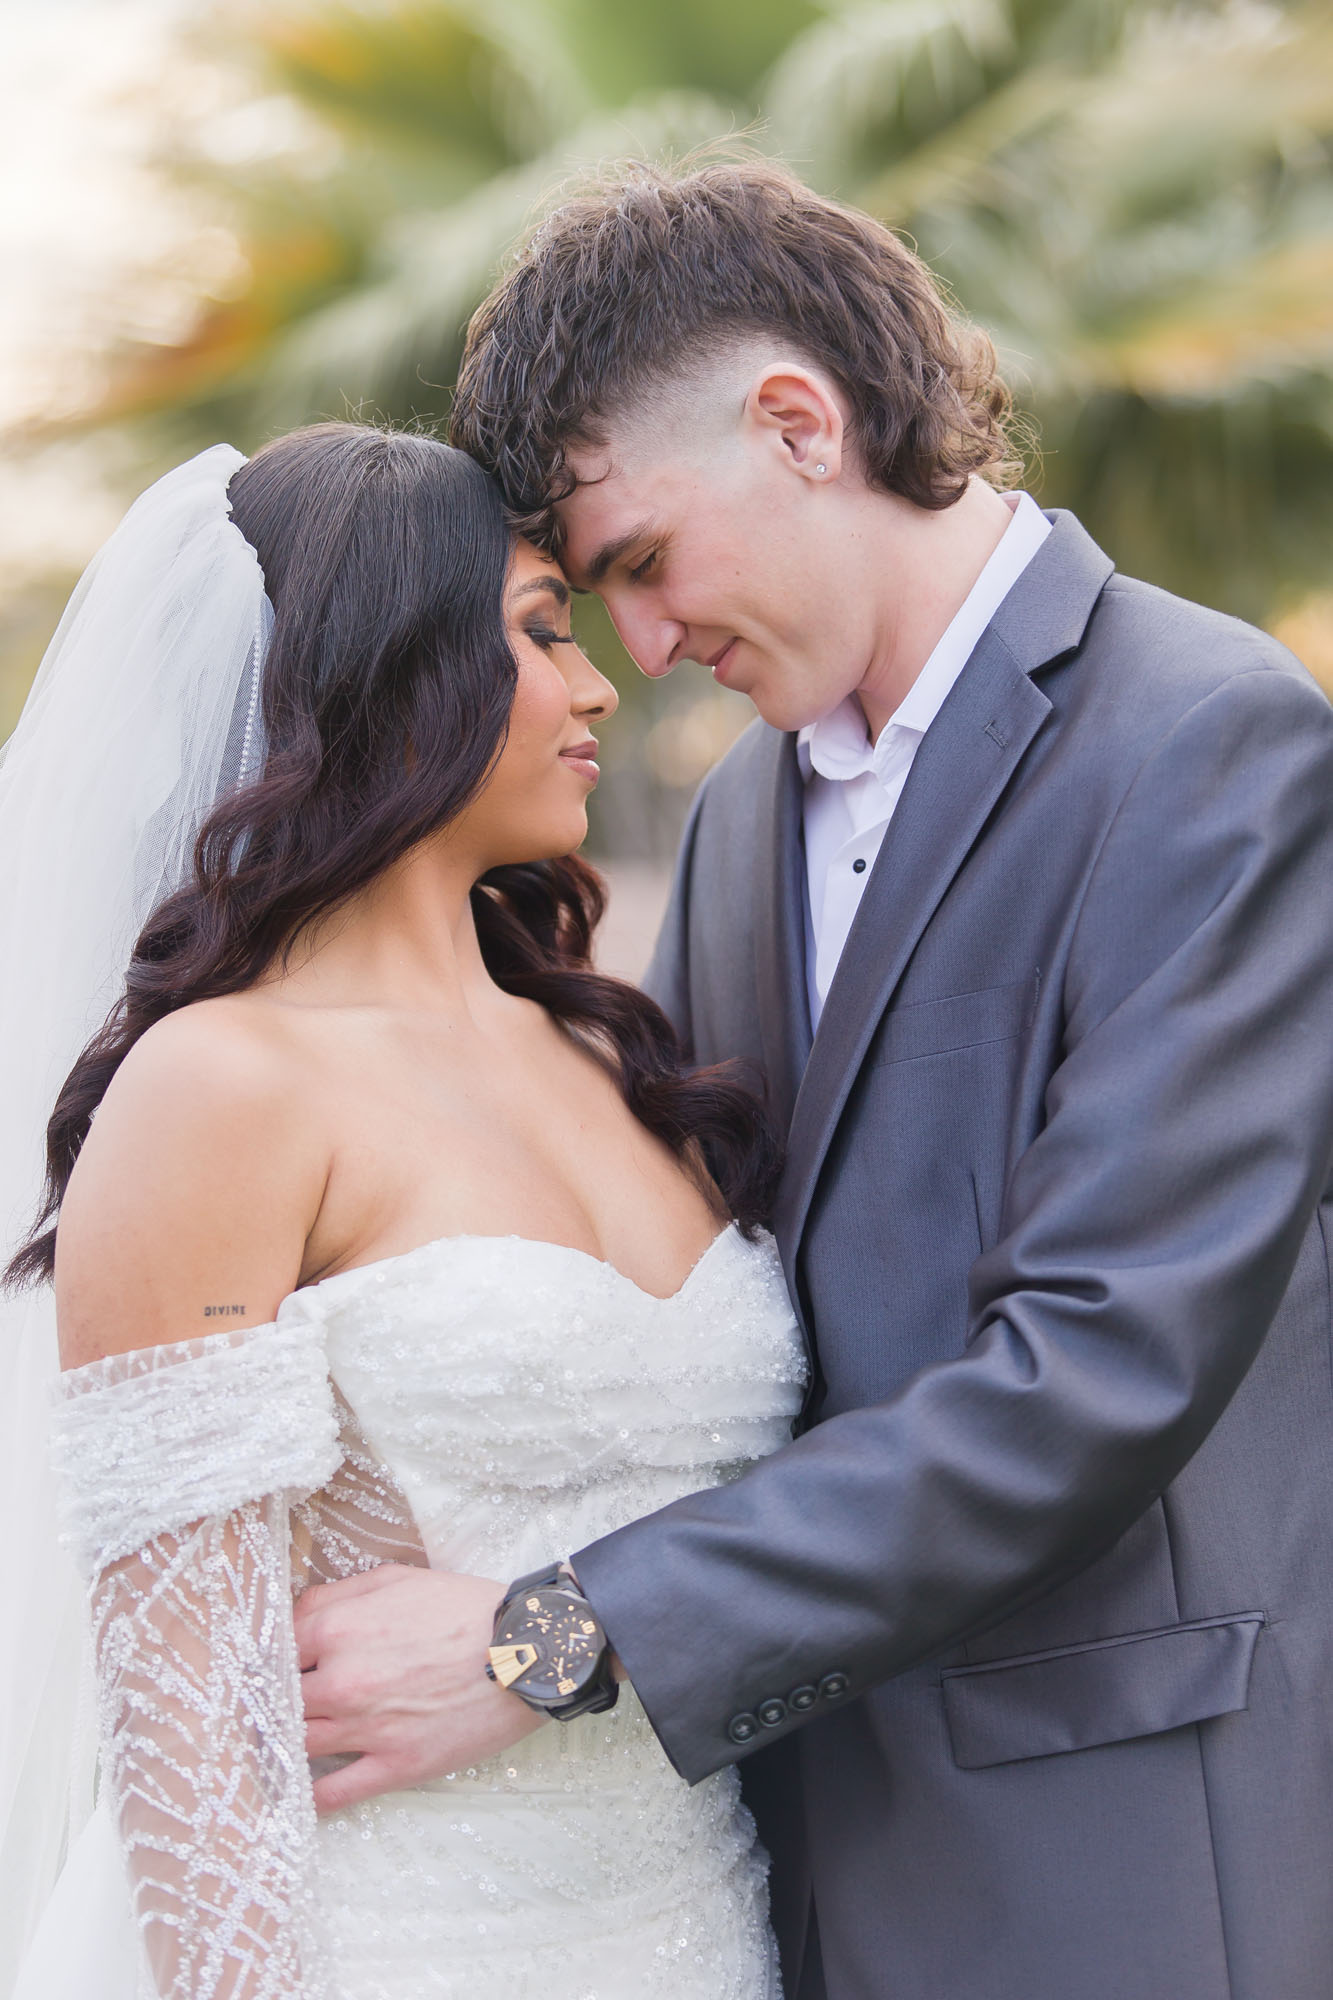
[[6, 422, 779, 1289]]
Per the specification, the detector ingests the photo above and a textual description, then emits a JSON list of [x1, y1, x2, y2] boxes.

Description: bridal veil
[[0, 445, 271, 1985]]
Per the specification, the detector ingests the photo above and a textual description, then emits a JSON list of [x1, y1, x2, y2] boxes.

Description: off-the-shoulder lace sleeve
[[49, 1319, 342, 2000]]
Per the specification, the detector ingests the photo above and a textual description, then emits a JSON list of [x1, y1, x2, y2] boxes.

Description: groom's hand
[[295, 1564, 545, 1813]]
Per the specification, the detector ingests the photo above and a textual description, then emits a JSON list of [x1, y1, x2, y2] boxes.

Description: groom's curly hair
[[451, 157, 1019, 551]]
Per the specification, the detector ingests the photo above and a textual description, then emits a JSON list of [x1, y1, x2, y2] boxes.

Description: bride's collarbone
[[302, 1021, 725, 1298]]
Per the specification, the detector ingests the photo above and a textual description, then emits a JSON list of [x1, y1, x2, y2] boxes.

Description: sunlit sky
[[1, 1, 207, 417], [0, 0, 314, 591], [0, 0, 194, 580]]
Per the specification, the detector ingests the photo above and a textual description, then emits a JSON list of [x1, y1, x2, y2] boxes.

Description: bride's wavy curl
[[6, 421, 779, 1288]]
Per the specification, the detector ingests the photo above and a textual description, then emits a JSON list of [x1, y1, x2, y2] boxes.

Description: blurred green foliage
[[11, 0, 1332, 831], [105, 0, 1333, 635]]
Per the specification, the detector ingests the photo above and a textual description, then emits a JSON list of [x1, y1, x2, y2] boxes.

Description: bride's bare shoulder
[[55, 995, 331, 1368]]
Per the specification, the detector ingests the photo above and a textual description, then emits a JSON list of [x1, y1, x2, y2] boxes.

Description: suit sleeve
[[575, 667, 1333, 1783]]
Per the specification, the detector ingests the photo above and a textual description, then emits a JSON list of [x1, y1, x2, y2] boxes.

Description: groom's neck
[[852, 479, 1016, 743]]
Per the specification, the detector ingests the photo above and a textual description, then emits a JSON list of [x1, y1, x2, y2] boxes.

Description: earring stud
[[815, 462, 827, 475]]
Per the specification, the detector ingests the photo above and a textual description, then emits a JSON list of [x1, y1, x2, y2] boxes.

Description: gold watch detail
[[486, 1642, 539, 1687]]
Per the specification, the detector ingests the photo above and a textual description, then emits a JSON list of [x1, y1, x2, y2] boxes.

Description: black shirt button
[[788, 1684, 818, 1712], [852, 857, 867, 873], [727, 1712, 759, 1744], [818, 1671, 850, 1701], [757, 1697, 787, 1727]]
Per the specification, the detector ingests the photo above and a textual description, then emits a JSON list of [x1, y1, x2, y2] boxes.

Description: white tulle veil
[[0, 444, 273, 1985]]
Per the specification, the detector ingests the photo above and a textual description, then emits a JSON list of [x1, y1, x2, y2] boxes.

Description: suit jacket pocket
[[871, 975, 1037, 1067], [941, 1611, 1264, 1770]]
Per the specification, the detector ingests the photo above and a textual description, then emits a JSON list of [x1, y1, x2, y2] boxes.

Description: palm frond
[[854, 1, 1333, 403], [1035, 377, 1333, 620], [546, 0, 821, 111], [1048, 6, 1333, 228], [246, 0, 568, 164], [850, 56, 1076, 219], [257, 90, 747, 427], [766, 0, 1017, 186], [1086, 233, 1333, 399]]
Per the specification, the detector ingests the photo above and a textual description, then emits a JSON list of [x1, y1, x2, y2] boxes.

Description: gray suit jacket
[[573, 512, 1333, 2000]]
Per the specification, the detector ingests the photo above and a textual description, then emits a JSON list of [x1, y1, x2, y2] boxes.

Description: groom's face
[[555, 407, 870, 734]]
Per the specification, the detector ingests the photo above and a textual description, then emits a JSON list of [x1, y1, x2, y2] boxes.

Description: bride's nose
[[572, 655, 619, 722]]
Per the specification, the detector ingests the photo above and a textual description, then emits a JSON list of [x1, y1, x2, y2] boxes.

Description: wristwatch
[[485, 1562, 619, 1721]]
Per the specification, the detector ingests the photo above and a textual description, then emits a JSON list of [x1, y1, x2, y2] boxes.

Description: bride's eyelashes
[[524, 624, 579, 651]]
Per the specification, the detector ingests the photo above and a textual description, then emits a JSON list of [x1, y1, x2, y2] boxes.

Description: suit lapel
[[773, 510, 1114, 1274], [752, 727, 811, 1137]]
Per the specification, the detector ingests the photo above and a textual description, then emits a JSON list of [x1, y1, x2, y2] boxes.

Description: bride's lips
[[706, 639, 738, 684], [560, 738, 600, 784]]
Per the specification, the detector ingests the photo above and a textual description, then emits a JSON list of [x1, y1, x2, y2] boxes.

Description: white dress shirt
[[798, 490, 1052, 1029]]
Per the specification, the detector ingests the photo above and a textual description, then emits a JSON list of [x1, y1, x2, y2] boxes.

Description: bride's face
[[458, 539, 619, 869]]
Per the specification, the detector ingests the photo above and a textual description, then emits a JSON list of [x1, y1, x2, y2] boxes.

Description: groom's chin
[[746, 689, 819, 735], [724, 665, 832, 736]]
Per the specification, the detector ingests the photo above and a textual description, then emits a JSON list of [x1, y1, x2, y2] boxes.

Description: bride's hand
[[295, 1564, 546, 1813]]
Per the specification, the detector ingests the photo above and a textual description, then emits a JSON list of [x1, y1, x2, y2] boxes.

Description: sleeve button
[[818, 1671, 850, 1701], [757, 1697, 787, 1727], [727, 1712, 759, 1744], [788, 1684, 818, 1712]]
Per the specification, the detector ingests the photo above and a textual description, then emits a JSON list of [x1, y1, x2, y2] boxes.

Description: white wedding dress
[[26, 1223, 807, 2000]]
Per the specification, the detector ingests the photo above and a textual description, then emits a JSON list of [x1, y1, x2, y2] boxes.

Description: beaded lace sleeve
[[48, 1319, 343, 2000]]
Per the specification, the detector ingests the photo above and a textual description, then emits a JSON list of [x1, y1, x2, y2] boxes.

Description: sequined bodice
[[283, 1223, 807, 1999], [281, 1225, 806, 1583]]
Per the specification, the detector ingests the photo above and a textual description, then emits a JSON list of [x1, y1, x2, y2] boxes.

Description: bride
[[0, 424, 806, 1998]]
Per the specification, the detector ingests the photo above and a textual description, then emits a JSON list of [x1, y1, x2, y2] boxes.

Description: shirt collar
[[797, 490, 1052, 785]]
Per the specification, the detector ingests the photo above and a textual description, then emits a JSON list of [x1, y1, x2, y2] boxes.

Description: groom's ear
[[744, 364, 847, 485]]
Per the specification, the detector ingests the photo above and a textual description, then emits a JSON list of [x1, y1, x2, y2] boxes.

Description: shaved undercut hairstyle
[[451, 158, 1018, 555]]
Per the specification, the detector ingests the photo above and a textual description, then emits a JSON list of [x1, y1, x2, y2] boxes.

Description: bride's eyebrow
[[512, 576, 571, 608]]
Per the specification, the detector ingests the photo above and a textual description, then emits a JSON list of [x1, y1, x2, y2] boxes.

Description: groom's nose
[[604, 595, 686, 679]]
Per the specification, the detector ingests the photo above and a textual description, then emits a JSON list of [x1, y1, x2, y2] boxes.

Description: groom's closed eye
[[581, 518, 666, 589]]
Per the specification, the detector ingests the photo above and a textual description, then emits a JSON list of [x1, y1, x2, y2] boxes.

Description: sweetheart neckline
[[300, 1221, 742, 1308]]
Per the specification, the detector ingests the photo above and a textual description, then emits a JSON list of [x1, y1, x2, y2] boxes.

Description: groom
[[295, 163, 1333, 1998]]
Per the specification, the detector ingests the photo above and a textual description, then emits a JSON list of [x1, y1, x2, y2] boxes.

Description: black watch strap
[[505, 1561, 575, 1598]]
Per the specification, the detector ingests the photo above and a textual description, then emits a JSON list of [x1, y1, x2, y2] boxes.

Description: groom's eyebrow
[[583, 520, 659, 587]]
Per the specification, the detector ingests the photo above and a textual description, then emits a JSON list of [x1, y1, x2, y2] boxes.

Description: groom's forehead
[[558, 449, 698, 585]]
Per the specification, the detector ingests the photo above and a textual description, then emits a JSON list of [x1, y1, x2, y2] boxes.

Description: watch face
[[490, 1589, 606, 1706]]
